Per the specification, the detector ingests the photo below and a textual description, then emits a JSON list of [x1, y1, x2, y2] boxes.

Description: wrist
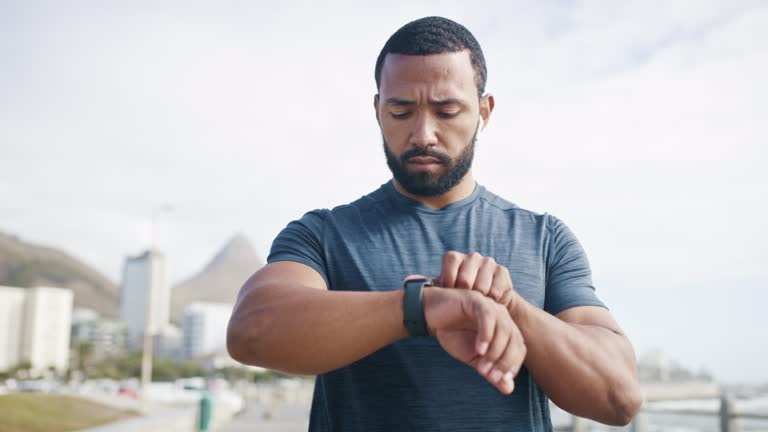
[[395, 289, 410, 340], [403, 279, 432, 337], [421, 286, 437, 336], [506, 291, 528, 323]]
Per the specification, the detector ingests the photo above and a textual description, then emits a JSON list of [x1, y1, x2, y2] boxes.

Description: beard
[[382, 127, 477, 197]]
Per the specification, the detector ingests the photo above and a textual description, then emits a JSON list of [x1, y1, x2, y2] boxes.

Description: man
[[228, 16, 641, 431]]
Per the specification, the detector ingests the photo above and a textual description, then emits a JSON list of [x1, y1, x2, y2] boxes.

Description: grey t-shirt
[[268, 181, 605, 432]]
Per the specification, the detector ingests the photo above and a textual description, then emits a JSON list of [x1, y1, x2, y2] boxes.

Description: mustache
[[400, 148, 452, 165]]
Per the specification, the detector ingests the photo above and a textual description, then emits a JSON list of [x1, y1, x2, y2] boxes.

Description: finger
[[510, 325, 527, 375], [487, 340, 522, 385], [455, 252, 483, 290], [499, 371, 516, 395], [474, 257, 496, 297], [478, 304, 509, 368], [471, 295, 495, 356], [467, 353, 482, 370], [501, 322, 526, 378], [440, 251, 464, 288], [482, 334, 514, 394], [489, 265, 511, 303], [497, 287, 515, 310], [488, 324, 526, 394]]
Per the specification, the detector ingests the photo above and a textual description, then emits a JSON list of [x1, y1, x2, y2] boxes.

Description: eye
[[437, 111, 460, 119], [390, 111, 412, 119]]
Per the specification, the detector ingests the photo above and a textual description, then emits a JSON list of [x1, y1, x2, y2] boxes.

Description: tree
[[75, 342, 95, 376]]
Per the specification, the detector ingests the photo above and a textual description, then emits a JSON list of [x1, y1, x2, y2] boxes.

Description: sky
[[1, 0, 766, 383]]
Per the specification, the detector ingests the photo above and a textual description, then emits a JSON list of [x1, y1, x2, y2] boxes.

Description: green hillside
[[0, 231, 119, 317]]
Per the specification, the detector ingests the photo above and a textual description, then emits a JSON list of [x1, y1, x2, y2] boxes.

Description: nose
[[409, 114, 439, 149]]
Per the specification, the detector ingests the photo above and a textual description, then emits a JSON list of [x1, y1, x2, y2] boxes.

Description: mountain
[[170, 234, 264, 323], [0, 231, 119, 317]]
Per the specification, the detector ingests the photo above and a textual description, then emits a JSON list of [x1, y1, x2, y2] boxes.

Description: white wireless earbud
[[476, 117, 484, 138]]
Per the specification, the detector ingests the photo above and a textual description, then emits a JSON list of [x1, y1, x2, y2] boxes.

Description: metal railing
[[564, 384, 768, 432]]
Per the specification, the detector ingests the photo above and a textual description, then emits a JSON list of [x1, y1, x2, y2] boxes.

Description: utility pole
[[140, 204, 173, 394], [140, 254, 155, 392]]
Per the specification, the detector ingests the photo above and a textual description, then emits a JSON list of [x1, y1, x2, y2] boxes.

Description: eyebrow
[[384, 97, 464, 107]]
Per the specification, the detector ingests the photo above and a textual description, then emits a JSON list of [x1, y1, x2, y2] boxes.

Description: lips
[[407, 156, 442, 165]]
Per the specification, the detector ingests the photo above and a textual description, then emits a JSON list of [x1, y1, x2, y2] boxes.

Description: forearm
[[510, 300, 641, 426], [227, 281, 408, 375]]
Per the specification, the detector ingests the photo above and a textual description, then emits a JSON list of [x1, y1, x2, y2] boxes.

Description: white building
[[23, 287, 74, 373], [154, 324, 182, 359], [0, 287, 27, 372], [71, 308, 128, 359], [0, 286, 73, 374], [182, 302, 233, 359], [119, 249, 169, 348]]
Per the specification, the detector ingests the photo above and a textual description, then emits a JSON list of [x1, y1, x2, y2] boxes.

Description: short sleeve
[[544, 215, 606, 315], [267, 210, 330, 287]]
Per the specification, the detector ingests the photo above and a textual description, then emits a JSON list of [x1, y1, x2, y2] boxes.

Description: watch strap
[[403, 279, 432, 337]]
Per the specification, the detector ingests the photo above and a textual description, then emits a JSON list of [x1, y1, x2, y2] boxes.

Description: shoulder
[[478, 186, 555, 224], [315, 184, 390, 221], [332, 189, 384, 215], [292, 185, 388, 230], [476, 187, 578, 248]]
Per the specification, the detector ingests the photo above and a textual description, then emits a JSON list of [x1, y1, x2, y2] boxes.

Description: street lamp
[[141, 204, 173, 394]]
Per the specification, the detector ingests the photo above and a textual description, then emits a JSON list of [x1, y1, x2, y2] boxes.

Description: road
[[219, 399, 310, 432]]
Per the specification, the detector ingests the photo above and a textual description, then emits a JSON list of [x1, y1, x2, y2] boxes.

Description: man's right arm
[[226, 261, 410, 375], [226, 261, 523, 394]]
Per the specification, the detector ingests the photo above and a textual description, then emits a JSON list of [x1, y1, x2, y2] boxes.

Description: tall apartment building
[[182, 302, 233, 359], [0, 287, 27, 372], [119, 249, 169, 348], [0, 286, 73, 374]]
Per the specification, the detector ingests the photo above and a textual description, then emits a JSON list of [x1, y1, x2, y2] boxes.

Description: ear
[[479, 94, 495, 129], [374, 94, 380, 124]]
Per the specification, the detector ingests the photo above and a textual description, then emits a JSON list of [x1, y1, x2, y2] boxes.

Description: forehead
[[379, 50, 476, 100]]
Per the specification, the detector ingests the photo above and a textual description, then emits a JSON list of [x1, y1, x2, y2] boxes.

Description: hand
[[438, 251, 520, 312], [419, 285, 526, 395]]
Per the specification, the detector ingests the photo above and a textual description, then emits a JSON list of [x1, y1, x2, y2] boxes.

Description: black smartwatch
[[403, 278, 432, 337]]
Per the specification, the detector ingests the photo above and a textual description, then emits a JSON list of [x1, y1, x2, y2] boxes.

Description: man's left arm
[[510, 299, 642, 426], [439, 250, 642, 426]]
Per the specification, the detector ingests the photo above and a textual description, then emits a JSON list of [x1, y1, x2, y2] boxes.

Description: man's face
[[375, 50, 488, 197], [381, 126, 477, 197]]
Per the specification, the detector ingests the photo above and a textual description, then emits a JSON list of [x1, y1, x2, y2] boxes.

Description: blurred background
[[1, 1, 766, 431]]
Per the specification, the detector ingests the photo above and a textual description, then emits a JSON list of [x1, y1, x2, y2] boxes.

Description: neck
[[392, 172, 477, 209]]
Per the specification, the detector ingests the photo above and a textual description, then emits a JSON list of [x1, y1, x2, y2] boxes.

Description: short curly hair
[[374, 16, 487, 98]]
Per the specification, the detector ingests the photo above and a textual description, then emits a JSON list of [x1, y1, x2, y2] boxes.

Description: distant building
[[23, 287, 74, 373], [638, 349, 714, 383], [154, 324, 182, 359], [182, 302, 233, 359], [0, 287, 27, 372], [72, 307, 99, 324], [119, 249, 169, 348], [71, 308, 128, 359], [0, 286, 73, 374]]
